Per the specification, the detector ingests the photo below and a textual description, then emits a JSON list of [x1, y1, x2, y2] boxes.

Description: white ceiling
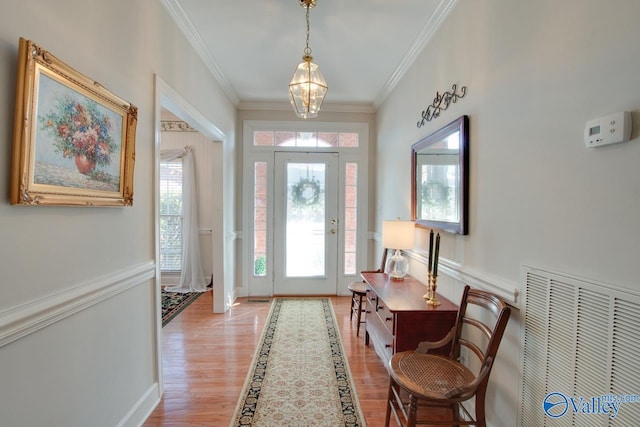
[[162, 0, 457, 111]]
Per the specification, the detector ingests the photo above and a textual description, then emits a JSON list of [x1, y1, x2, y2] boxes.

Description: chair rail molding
[[0, 262, 155, 348], [405, 250, 520, 307]]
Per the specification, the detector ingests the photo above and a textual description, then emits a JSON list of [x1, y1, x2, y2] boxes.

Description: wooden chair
[[385, 285, 511, 427], [347, 248, 390, 336], [347, 281, 367, 336]]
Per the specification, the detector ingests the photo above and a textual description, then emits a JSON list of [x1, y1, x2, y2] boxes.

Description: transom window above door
[[253, 131, 359, 148]]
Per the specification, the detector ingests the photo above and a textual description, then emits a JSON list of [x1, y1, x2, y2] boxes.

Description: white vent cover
[[520, 266, 640, 426]]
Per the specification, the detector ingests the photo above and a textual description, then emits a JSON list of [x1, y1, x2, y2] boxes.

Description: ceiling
[[162, 0, 456, 112]]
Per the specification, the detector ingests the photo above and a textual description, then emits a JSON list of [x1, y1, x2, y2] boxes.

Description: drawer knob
[[385, 344, 392, 348], [385, 317, 392, 322]]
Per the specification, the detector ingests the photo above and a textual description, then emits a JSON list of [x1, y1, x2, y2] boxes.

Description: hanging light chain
[[289, 0, 326, 119], [304, 2, 312, 56]]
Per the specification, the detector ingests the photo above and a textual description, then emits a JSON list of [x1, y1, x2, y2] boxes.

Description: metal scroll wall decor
[[417, 83, 467, 128]]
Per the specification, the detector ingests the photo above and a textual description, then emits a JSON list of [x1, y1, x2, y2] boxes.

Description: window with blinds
[[160, 160, 183, 272]]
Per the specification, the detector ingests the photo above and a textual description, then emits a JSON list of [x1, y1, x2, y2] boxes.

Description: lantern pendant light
[[288, 0, 328, 119]]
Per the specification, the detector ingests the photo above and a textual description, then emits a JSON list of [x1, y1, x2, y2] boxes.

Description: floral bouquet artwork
[[31, 72, 125, 193], [11, 38, 137, 206], [39, 94, 120, 187]]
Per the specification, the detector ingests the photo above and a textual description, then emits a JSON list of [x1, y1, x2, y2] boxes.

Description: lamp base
[[385, 249, 409, 280]]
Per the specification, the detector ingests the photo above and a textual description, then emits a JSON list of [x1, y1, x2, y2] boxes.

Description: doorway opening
[[242, 121, 369, 297], [153, 75, 227, 393]]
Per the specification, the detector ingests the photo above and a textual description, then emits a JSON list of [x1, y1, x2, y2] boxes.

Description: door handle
[[330, 219, 337, 225], [329, 228, 337, 234]]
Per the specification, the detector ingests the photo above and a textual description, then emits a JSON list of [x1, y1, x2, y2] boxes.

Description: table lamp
[[382, 220, 415, 279]]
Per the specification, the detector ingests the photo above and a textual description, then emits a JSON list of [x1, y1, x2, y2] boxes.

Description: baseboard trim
[[0, 262, 155, 348], [117, 382, 160, 427]]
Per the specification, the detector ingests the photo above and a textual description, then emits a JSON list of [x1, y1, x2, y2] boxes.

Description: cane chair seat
[[347, 281, 368, 295], [392, 353, 475, 399]]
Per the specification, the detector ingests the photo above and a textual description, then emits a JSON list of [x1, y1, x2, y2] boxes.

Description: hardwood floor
[[144, 292, 395, 426]]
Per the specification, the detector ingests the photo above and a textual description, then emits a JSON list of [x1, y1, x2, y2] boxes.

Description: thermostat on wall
[[584, 111, 632, 148]]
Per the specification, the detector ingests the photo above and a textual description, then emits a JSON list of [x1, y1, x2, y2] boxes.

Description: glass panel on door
[[285, 162, 326, 277], [274, 152, 338, 295]]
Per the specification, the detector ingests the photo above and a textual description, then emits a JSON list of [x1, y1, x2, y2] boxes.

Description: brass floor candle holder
[[424, 274, 441, 306]]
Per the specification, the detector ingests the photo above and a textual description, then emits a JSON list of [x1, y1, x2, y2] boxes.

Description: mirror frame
[[411, 115, 469, 234]]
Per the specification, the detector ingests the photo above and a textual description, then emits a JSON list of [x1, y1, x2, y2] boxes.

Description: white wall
[[0, 1, 236, 425], [376, 0, 640, 426]]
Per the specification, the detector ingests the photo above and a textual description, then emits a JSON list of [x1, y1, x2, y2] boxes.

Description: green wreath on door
[[291, 177, 321, 207]]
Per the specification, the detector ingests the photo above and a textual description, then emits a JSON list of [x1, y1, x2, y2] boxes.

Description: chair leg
[[355, 294, 364, 336], [349, 292, 355, 321], [451, 402, 460, 426], [385, 379, 395, 427], [407, 394, 418, 427], [475, 392, 486, 427]]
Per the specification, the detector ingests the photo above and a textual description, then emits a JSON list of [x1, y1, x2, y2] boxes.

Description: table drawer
[[373, 298, 395, 335], [366, 287, 395, 334], [365, 302, 394, 365]]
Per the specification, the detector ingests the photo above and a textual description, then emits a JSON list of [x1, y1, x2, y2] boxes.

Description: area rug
[[230, 298, 367, 427], [161, 289, 202, 327]]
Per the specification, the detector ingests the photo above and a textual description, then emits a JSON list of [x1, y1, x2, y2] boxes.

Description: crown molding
[[373, 0, 458, 109], [160, 0, 240, 106], [163, 0, 456, 112], [238, 100, 376, 114]]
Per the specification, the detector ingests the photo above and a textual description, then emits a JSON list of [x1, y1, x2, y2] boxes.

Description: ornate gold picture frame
[[10, 38, 137, 206]]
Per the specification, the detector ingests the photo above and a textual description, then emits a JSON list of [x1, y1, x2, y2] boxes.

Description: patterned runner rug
[[161, 289, 202, 327], [230, 298, 367, 426]]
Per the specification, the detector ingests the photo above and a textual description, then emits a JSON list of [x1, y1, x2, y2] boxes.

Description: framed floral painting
[[10, 38, 137, 206]]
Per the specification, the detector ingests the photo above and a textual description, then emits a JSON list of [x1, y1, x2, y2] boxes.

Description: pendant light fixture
[[288, 0, 328, 119]]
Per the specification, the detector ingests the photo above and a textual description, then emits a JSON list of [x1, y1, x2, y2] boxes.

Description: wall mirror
[[411, 115, 469, 234]]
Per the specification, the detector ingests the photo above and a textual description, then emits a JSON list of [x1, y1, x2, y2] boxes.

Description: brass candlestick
[[426, 274, 440, 306], [423, 272, 433, 300]]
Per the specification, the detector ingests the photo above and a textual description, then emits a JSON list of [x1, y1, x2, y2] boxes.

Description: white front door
[[273, 152, 339, 295]]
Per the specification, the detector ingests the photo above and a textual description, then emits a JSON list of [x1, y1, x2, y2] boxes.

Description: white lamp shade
[[382, 220, 415, 250]]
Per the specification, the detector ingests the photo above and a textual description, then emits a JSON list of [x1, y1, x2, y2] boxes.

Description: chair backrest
[[378, 247, 391, 272], [450, 286, 511, 382], [362, 247, 391, 274]]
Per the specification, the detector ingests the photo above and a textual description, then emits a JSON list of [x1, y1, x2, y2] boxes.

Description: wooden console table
[[362, 271, 458, 367]]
